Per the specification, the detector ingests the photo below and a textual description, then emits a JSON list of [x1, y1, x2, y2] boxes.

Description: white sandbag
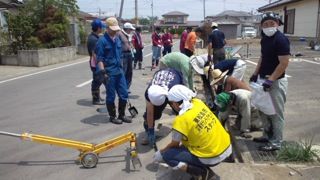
[[250, 82, 276, 115]]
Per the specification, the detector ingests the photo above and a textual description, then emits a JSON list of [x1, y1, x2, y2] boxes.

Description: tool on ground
[[127, 99, 138, 118], [0, 131, 142, 169]]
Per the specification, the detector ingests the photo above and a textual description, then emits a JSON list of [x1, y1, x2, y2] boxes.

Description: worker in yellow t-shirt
[[153, 85, 232, 180]]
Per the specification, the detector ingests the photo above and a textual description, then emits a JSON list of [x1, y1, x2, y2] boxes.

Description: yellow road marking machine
[[0, 131, 142, 169]]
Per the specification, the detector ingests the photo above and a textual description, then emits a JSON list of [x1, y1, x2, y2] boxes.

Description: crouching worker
[[215, 90, 252, 138], [154, 85, 232, 180], [142, 68, 184, 146]]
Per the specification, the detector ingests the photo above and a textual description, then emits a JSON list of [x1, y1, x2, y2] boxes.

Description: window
[[284, 9, 295, 34]]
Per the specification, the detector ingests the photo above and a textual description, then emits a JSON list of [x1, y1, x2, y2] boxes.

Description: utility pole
[[203, 0, 205, 21], [151, 0, 154, 32], [135, 0, 138, 26], [119, 0, 124, 19]]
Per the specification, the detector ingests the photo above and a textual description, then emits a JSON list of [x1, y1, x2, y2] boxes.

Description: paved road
[[0, 42, 180, 180], [0, 40, 319, 180]]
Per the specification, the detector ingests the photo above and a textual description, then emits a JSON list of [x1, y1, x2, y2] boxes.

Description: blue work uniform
[[95, 32, 128, 105]]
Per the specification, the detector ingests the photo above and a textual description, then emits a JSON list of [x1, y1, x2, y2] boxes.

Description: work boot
[[92, 90, 105, 105], [138, 62, 142, 70], [107, 104, 122, 124], [118, 101, 132, 123]]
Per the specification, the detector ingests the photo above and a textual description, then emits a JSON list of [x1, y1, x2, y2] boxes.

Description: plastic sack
[[250, 82, 276, 115]]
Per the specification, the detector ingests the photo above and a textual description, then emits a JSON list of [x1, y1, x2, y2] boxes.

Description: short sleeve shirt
[[208, 29, 225, 49], [214, 59, 237, 75], [260, 31, 290, 79], [87, 33, 99, 57]]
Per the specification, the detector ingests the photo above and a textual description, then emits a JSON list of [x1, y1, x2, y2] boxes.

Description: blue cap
[[91, 19, 106, 29]]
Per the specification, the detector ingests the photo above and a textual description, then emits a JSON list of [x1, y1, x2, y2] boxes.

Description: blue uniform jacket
[[95, 32, 123, 75]]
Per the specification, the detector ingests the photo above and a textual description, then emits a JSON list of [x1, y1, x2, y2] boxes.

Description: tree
[[6, 0, 79, 52]]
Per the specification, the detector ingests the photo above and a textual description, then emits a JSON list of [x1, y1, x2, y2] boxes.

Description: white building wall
[[263, 0, 319, 38]]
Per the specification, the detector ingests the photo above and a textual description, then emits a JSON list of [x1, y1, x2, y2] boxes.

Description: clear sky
[[77, 0, 271, 20]]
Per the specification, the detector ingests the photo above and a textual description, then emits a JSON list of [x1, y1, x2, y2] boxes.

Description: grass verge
[[276, 136, 319, 162]]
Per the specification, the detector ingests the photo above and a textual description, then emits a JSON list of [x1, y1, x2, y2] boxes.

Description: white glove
[[153, 150, 163, 162]]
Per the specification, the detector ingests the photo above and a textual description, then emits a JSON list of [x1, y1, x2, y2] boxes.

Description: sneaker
[[259, 144, 280, 151]]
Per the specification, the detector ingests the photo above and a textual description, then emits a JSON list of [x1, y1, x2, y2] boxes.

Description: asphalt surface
[[0, 39, 320, 180], [0, 42, 180, 180]]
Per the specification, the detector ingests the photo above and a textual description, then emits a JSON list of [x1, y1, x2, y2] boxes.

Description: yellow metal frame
[[20, 132, 138, 163]]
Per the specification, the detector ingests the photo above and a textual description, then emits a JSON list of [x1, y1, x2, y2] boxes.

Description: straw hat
[[209, 69, 229, 85]]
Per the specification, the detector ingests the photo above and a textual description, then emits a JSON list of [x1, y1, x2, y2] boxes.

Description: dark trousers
[[183, 48, 193, 57], [213, 48, 226, 64], [90, 66, 104, 91], [122, 52, 133, 89], [134, 48, 143, 63], [162, 45, 172, 56]]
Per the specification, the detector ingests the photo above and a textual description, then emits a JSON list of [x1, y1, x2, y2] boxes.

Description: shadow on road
[[76, 99, 95, 107], [0, 155, 128, 168], [135, 125, 171, 154], [80, 114, 109, 126]]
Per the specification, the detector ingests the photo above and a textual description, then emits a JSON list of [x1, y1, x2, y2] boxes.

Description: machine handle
[[0, 131, 22, 138]]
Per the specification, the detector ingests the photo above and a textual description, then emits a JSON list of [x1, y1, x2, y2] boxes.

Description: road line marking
[[144, 53, 152, 57], [301, 59, 320, 65], [77, 53, 153, 88], [245, 60, 292, 78], [76, 79, 92, 88], [0, 59, 88, 84]]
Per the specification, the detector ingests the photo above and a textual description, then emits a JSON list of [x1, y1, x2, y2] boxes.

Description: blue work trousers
[[105, 73, 128, 105], [162, 146, 205, 168]]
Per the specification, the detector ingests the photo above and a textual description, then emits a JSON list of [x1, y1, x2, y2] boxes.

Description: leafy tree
[[6, 0, 79, 52]]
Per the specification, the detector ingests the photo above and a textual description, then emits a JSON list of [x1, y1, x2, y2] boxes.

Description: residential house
[[206, 10, 260, 39], [258, 0, 320, 40], [155, 11, 202, 29], [0, 0, 23, 29]]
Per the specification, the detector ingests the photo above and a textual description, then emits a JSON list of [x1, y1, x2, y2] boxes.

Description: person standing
[[208, 22, 226, 64], [119, 22, 135, 92], [151, 27, 162, 69], [162, 28, 173, 56], [132, 27, 144, 69], [184, 27, 203, 57], [87, 19, 105, 105], [179, 27, 192, 53], [95, 17, 132, 124], [249, 12, 289, 151]]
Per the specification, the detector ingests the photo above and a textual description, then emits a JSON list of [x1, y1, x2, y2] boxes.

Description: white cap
[[123, 22, 135, 30], [190, 54, 208, 75], [147, 85, 168, 106], [211, 22, 218, 27]]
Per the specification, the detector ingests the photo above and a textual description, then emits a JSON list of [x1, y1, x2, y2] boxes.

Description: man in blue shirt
[[249, 12, 290, 151], [87, 19, 106, 105], [95, 17, 132, 124], [207, 22, 226, 64]]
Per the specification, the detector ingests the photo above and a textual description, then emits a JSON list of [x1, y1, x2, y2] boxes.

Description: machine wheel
[[81, 152, 98, 168]]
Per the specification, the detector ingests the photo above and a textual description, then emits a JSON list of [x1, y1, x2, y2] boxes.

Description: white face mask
[[263, 27, 277, 37]]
